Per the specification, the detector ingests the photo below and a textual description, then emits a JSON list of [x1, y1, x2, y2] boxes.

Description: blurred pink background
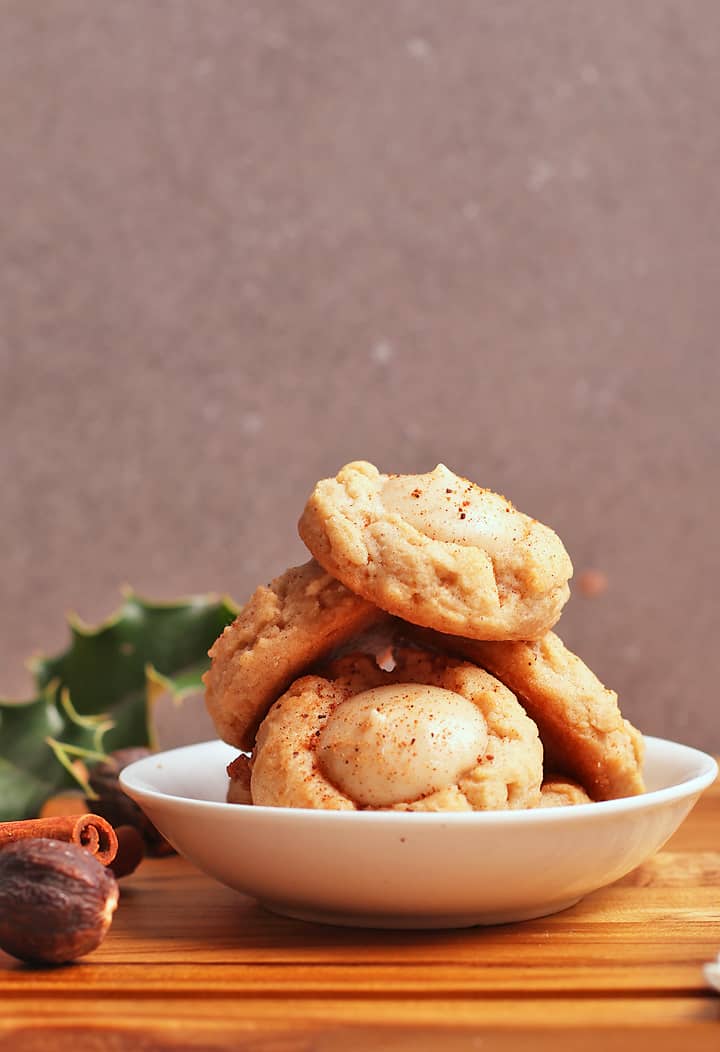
[[1, 1, 718, 749]]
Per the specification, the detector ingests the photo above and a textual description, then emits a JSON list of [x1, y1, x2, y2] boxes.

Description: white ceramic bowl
[[120, 736, 717, 929]]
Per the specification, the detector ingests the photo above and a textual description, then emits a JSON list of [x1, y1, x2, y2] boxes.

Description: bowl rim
[[119, 735, 718, 827]]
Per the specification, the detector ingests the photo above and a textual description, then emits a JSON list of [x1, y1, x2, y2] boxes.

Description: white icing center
[[381, 465, 515, 554], [316, 683, 488, 807]]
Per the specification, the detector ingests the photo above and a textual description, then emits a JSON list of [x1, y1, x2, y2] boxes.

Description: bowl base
[[261, 895, 583, 929]]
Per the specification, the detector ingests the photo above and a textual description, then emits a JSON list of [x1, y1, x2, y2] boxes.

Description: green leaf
[[0, 685, 103, 821], [0, 590, 237, 820]]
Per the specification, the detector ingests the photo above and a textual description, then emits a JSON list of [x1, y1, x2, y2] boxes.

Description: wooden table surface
[[1, 775, 718, 1052]]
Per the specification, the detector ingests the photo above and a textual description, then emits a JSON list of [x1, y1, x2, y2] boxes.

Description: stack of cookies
[[204, 462, 645, 811]]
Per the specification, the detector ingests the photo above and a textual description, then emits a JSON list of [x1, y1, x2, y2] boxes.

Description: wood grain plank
[[0, 959, 714, 995], [0, 766, 716, 1048], [3, 876, 717, 969], [2, 857, 718, 981], [0, 994, 718, 1031], [1, 1025, 719, 1052]]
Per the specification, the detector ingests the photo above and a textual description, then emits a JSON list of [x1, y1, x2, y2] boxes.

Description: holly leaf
[[0, 590, 237, 820], [0, 686, 105, 821]]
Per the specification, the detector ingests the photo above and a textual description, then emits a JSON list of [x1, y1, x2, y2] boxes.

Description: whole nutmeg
[[109, 825, 145, 879], [0, 838, 119, 964], [87, 748, 172, 856]]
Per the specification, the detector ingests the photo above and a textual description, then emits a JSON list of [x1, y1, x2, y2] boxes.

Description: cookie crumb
[[376, 645, 397, 672]]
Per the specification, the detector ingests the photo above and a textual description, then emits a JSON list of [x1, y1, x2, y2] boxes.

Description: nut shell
[[0, 838, 119, 964], [87, 748, 173, 855], [109, 825, 145, 879]]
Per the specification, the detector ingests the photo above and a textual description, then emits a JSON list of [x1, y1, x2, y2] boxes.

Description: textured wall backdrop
[[1, 1, 718, 749]]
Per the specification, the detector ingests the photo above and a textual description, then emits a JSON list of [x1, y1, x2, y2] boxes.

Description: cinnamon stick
[[0, 814, 118, 866]]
